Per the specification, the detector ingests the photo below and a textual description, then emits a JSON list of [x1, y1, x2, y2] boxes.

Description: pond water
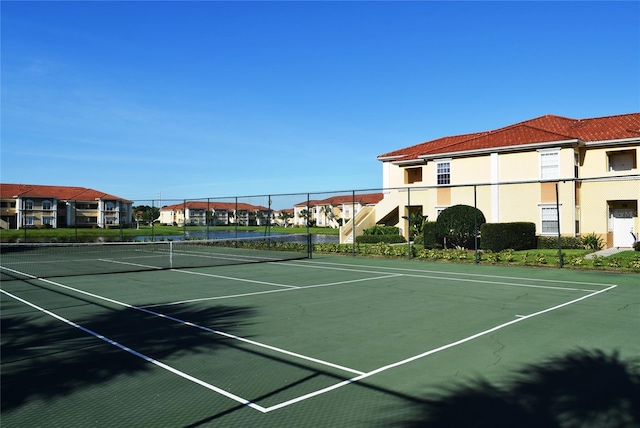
[[134, 230, 339, 244]]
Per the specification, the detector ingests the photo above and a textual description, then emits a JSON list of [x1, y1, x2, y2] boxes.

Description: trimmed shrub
[[356, 234, 406, 244], [363, 225, 400, 236], [634, 241, 640, 251], [423, 221, 442, 249], [481, 222, 536, 252], [436, 205, 486, 249], [537, 236, 583, 249]]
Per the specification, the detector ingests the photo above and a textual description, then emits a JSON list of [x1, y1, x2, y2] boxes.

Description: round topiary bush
[[436, 204, 486, 249]]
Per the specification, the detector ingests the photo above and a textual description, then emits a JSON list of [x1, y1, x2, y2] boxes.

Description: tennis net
[[0, 234, 311, 281]]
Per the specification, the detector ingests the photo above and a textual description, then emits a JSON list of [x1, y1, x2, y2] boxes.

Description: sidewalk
[[584, 247, 632, 259]]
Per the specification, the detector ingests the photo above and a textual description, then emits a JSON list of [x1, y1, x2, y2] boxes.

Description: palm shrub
[[582, 232, 604, 250], [436, 205, 486, 249]]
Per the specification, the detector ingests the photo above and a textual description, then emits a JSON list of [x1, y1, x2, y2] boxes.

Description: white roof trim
[[418, 139, 580, 160], [583, 137, 640, 147]]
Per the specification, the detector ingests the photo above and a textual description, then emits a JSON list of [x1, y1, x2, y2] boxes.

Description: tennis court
[[1, 239, 638, 427]]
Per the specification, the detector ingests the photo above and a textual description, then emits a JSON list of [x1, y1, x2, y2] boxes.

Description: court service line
[[286, 260, 608, 291], [292, 260, 616, 286], [0, 287, 268, 413], [261, 282, 618, 413], [0, 266, 365, 376], [170, 269, 300, 289], [143, 272, 403, 308], [98, 259, 164, 270]]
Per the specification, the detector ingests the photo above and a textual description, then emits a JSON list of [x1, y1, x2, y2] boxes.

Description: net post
[[169, 241, 173, 268]]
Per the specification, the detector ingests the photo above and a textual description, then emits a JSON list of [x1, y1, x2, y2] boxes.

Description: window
[[540, 150, 559, 179], [25, 216, 34, 226], [607, 150, 636, 172], [43, 216, 54, 226], [106, 216, 116, 225], [42, 200, 53, 210], [541, 206, 559, 234], [436, 161, 450, 185], [405, 167, 423, 184], [105, 202, 116, 211], [24, 200, 34, 210]]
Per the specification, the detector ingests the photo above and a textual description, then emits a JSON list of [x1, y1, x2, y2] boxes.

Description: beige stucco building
[[0, 183, 133, 229], [374, 113, 639, 248], [159, 201, 271, 227]]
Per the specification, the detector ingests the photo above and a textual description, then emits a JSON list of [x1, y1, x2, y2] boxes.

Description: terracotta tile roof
[[294, 193, 383, 207], [161, 201, 268, 211], [0, 183, 132, 203], [378, 113, 640, 162]]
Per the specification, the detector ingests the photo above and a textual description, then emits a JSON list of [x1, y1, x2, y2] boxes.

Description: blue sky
[[2, 1, 639, 206]]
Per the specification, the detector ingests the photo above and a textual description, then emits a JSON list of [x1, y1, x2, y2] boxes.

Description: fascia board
[[418, 139, 581, 160], [583, 137, 640, 147]]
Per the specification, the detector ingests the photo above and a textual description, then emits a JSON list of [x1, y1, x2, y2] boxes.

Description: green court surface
[[2, 255, 638, 427]]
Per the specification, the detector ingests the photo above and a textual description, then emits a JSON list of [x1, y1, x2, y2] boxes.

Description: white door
[[612, 211, 634, 247]]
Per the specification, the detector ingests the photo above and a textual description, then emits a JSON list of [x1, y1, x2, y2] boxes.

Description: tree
[[321, 205, 335, 227], [278, 211, 293, 227], [436, 205, 486, 249], [132, 205, 160, 224], [297, 209, 314, 227]]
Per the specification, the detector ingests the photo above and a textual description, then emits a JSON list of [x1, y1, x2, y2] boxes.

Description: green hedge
[[480, 222, 536, 252], [363, 226, 400, 236], [537, 236, 583, 249], [356, 234, 406, 244], [423, 221, 442, 249]]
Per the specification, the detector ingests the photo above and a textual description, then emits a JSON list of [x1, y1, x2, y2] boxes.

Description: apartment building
[[0, 183, 133, 229], [159, 201, 271, 226], [375, 113, 639, 248], [293, 193, 383, 228]]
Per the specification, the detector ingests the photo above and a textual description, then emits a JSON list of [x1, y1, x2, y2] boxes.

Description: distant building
[[159, 201, 271, 226], [0, 183, 133, 229]]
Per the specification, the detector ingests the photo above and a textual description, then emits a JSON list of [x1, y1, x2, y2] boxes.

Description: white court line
[[293, 259, 615, 287], [0, 287, 268, 413], [262, 282, 618, 413], [1, 263, 619, 414], [171, 269, 300, 289], [0, 266, 364, 383], [142, 272, 403, 308], [98, 259, 163, 269], [286, 260, 608, 291]]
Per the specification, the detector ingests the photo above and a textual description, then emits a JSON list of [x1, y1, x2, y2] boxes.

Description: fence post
[[183, 200, 187, 240], [556, 182, 564, 268], [407, 187, 411, 260], [474, 185, 479, 264], [152, 200, 155, 241], [352, 190, 356, 257], [207, 198, 211, 239]]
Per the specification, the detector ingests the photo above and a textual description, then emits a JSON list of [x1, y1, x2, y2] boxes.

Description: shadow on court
[[1, 300, 256, 411], [399, 349, 640, 428]]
